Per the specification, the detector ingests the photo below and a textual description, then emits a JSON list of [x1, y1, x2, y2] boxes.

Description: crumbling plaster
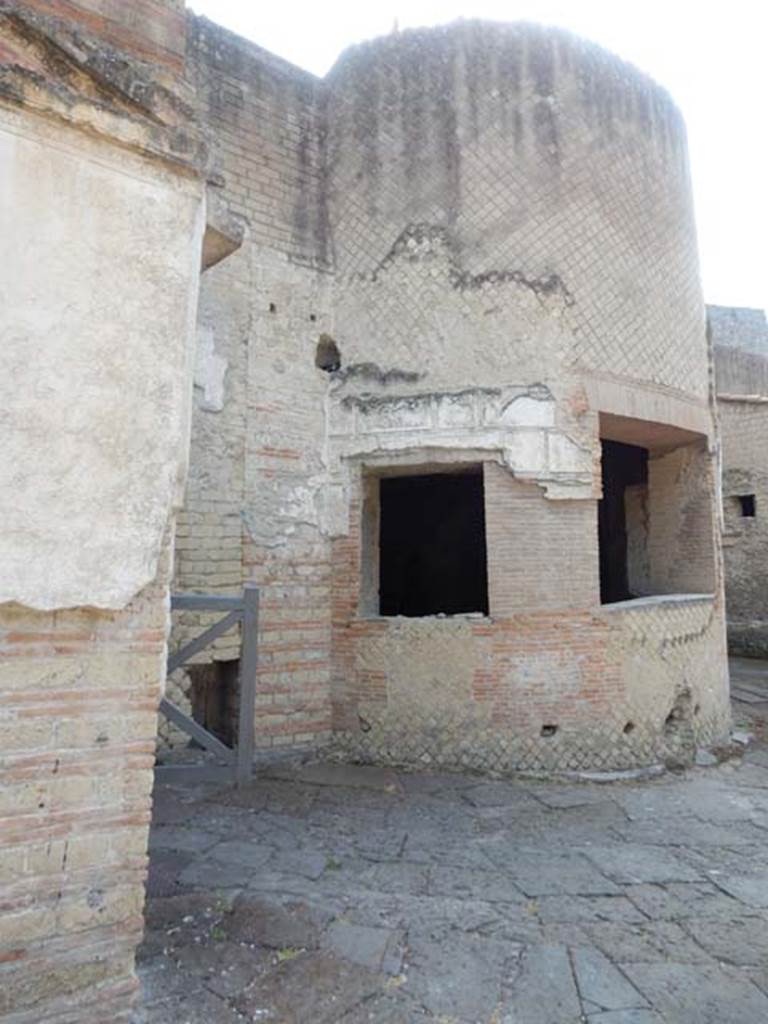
[[0, 106, 204, 609]]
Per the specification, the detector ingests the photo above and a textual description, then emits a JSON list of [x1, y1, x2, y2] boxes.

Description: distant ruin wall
[[711, 305, 768, 657]]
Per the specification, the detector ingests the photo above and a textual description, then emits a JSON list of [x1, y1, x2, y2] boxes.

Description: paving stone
[[149, 826, 219, 854], [488, 850, 621, 896], [536, 895, 646, 925], [138, 744, 768, 1022], [146, 848, 195, 897], [682, 914, 768, 966], [139, 989, 245, 1023], [137, 959, 203, 1005], [582, 845, 701, 884], [334, 989, 435, 1022], [297, 762, 402, 792], [349, 828, 408, 862], [583, 920, 713, 964], [235, 951, 383, 1024], [406, 931, 521, 1020], [398, 769, 476, 796], [224, 893, 332, 949], [178, 858, 253, 889], [624, 882, 742, 920], [207, 839, 275, 869], [358, 860, 431, 895], [571, 947, 649, 1013], [142, 890, 234, 940], [427, 864, 525, 903], [611, 817, 758, 848], [269, 848, 329, 880], [586, 1012, 664, 1023], [500, 945, 581, 1023], [174, 941, 274, 999], [323, 921, 395, 972], [621, 961, 768, 1023], [527, 785, 619, 810], [710, 873, 768, 907], [462, 781, 547, 810]]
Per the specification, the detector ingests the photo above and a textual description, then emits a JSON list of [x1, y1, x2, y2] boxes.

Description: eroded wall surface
[[712, 305, 768, 656], [325, 23, 727, 771], [0, 108, 203, 611], [0, 4, 204, 1019], [178, 20, 729, 771]]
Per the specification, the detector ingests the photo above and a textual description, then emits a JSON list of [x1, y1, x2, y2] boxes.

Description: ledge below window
[[600, 593, 715, 611]]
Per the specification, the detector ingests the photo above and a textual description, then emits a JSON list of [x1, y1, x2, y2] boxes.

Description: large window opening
[[597, 417, 717, 606], [598, 440, 648, 604], [378, 469, 489, 617]]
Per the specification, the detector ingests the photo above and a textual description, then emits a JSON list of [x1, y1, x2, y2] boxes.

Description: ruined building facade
[[0, 5, 733, 1020], [175, 17, 731, 773], [711, 305, 768, 657]]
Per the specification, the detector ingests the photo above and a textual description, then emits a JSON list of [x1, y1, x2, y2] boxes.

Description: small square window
[[737, 494, 756, 518], [377, 469, 488, 617]]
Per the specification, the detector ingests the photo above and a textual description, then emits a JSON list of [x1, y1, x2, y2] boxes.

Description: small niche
[[309, 313, 317, 322], [315, 333, 341, 372], [269, 302, 277, 314], [738, 494, 756, 518], [623, 721, 635, 735], [540, 724, 558, 738]]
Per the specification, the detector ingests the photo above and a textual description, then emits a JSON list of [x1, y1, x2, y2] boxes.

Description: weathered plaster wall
[[0, 107, 203, 611], [0, 5, 204, 1019], [712, 305, 768, 656]]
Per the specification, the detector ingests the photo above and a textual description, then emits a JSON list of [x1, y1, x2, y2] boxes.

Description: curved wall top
[[325, 21, 706, 401]]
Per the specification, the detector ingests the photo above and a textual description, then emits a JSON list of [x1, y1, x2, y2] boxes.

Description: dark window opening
[[379, 470, 488, 617], [189, 659, 240, 747], [738, 494, 756, 518], [598, 440, 648, 604]]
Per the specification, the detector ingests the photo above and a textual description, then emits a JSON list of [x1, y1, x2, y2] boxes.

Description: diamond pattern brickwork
[[326, 22, 708, 398]]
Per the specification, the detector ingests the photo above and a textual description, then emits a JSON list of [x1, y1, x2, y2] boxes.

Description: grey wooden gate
[[158, 585, 258, 786]]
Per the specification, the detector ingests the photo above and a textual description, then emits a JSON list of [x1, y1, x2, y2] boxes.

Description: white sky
[[191, 0, 767, 313]]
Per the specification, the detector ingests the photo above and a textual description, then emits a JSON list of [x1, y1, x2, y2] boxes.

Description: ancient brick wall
[[331, 465, 727, 773], [323, 23, 727, 770], [175, 18, 333, 749], [0, 544, 173, 1023], [712, 305, 768, 655], [177, 19, 728, 769]]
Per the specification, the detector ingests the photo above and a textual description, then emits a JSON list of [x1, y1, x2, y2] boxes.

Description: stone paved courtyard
[[134, 660, 768, 1023]]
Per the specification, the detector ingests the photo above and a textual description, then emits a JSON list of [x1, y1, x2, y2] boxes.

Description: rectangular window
[[738, 494, 756, 518], [377, 469, 489, 617], [598, 440, 648, 604], [597, 424, 716, 604]]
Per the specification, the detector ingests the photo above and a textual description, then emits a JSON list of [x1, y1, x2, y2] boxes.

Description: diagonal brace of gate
[[159, 585, 259, 786]]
